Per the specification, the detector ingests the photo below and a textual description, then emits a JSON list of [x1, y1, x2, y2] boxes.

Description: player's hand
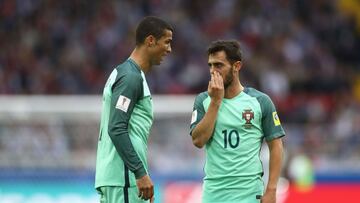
[[136, 174, 154, 201], [208, 71, 224, 104], [260, 188, 276, 203]]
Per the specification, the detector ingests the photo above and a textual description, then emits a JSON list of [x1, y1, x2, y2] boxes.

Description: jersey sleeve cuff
[[265, 132, 285, 142], [134, 166, 147, 179]]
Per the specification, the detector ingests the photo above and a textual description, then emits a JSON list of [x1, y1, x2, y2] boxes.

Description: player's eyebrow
[[208, 62, 223, 67]]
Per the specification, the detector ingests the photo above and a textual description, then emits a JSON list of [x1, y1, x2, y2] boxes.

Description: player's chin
[[154, 60, 162, 65], [155, 58, 163, 65]]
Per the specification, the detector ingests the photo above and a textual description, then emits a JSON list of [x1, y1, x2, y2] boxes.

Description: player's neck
[[129, 47, 151, 73], [224, 81, 244, 99]]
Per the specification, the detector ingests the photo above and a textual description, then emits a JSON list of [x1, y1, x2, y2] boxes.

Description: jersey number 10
[[222, 129, 240, 148]]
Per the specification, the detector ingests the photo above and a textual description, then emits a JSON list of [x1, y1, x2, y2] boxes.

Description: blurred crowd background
[[1, 0, 360, 189]]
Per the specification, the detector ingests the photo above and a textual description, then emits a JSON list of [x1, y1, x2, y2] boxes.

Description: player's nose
[[166, 45, 171, 53], [209, 66, 216, 74]]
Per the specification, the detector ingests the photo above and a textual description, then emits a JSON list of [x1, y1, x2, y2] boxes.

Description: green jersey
[[190, 87, 285, 203], [95, 58, 153, 189]]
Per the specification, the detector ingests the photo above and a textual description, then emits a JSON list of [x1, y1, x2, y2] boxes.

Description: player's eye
[[208, 63, 222, 69], [214, 63, 223, 68]]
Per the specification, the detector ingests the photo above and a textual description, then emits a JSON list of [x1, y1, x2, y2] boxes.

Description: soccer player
[[95, 16, 173, 203], [190, 40, 285, 203]]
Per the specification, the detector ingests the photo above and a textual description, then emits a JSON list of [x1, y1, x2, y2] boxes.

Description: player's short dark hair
[[135, 16, 173, 45], [207, 40, 242, 64]]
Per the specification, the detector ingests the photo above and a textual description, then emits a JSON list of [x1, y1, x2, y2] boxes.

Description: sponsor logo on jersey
[[272, 111, 281, 126], [191, 110, 197, 124], [116, 95, 131, 112], [242, 109, 254, 129]]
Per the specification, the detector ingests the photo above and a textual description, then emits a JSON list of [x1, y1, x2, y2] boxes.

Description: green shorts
[[97, 186, 149, 203]]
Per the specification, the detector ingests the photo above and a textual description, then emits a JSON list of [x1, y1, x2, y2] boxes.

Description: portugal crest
[[242, 109, 254, 129]]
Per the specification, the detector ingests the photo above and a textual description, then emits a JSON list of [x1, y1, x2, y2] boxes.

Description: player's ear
[[233, 61, 242, 72], [145, 35, 156, 47]]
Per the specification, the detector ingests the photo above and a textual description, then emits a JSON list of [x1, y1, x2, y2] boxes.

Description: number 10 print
[[222, 129, 240, 148]]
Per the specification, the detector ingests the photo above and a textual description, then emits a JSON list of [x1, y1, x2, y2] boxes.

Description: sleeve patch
[[191, 110, 197, 124], [116, 95, 131, 112], [272, 111, 281, 126]]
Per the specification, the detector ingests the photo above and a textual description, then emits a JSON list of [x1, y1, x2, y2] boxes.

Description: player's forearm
[[191, 100, 220, 148], [266, 138, 284, 191], [109, 122, 146, 179]]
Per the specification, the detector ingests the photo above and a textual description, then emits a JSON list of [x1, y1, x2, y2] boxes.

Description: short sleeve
[[190, 92, 208, 135], [259, 94, 285, 141]]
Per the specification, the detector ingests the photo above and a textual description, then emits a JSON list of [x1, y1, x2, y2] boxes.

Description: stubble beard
[[224, 68, 234, 89]]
